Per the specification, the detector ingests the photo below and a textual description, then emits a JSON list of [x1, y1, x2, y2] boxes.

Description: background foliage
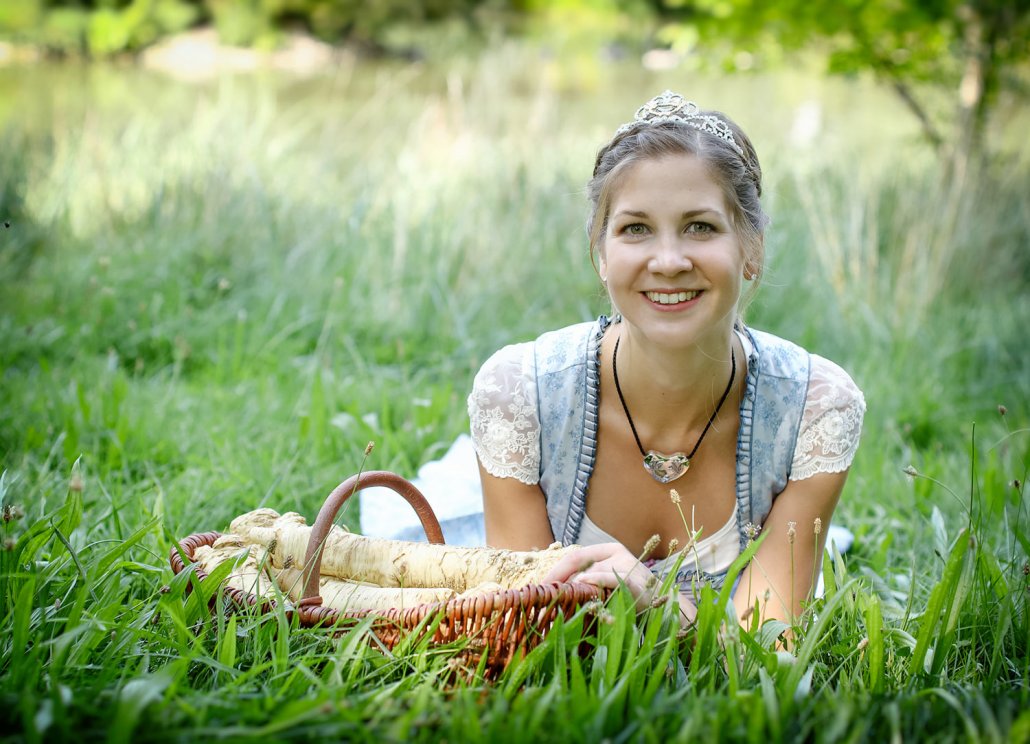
[[2, 0, 1027, 165]]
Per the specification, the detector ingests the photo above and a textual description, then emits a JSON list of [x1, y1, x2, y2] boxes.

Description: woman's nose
[[648, 234, 693, 275]]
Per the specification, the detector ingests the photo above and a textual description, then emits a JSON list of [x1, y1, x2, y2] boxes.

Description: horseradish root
[[191, 534, 278, 600], [274, 566, 458, 611], [229, 508, 576, 592]]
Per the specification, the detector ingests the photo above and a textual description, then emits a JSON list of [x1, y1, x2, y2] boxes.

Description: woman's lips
[[643, 289, 703, 308]]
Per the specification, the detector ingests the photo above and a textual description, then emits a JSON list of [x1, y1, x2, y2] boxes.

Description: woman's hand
[[542, 542, 658, 611]]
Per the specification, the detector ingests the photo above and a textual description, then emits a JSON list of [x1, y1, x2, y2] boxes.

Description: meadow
[[0, 44, 1028, 742]]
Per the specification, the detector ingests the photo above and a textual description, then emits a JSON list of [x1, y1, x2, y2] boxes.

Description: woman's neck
[[606, 321, 740, 438]]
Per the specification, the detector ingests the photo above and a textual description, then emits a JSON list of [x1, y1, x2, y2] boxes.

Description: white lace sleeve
[[466, 342, 541, 485], [791, 354, 866, 481]]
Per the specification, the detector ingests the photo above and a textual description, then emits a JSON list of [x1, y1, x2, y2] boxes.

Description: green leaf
[[95, 517, 159, 578], [218, 613, 237, 670], [909, 528, 971, 678], [108, 671, 174, 744], [864, 594, 884, 694]]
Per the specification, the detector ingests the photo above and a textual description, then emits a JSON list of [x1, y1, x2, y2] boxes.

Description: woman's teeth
[[645, 290, 701, 305]]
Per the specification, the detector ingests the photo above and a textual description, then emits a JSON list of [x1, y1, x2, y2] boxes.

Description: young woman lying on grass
[[467, 91, 865, 628]]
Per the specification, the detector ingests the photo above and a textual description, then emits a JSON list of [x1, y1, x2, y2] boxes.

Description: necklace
[[612, 336, 737, 484]]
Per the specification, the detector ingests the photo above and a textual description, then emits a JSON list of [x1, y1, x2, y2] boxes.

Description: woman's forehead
[[610, 154, 728, 213]]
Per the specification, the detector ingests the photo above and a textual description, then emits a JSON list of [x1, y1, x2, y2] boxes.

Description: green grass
[[1, 45, 1028, 742]]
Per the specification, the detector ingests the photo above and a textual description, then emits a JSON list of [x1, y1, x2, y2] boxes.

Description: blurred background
[[0, 1, 1027, 535]]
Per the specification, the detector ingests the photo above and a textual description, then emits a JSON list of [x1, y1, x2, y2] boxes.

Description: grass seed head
[[650, 593, 671, 608], [2, 537, 15, 551], [669, 488, 681, 504], [787, 520, 797, 544], [856, 637, 869, 652], [641, 533, 660, 559], [813, 518, 822, 536], [667, 538, 679, 553], [364, 441, 375, 456], [998, 404, 1007, 416]]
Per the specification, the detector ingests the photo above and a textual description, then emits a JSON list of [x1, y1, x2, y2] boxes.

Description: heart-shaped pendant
[[642, 451, 690, 484]]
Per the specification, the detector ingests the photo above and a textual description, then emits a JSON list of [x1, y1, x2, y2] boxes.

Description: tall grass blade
[[909, 528, 972, 678]]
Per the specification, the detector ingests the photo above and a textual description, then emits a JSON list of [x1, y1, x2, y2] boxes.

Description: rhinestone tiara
[[613, 90, 744, 155]]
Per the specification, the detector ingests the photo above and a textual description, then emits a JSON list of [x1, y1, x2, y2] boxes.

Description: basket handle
[[299, 470, 445, 604]]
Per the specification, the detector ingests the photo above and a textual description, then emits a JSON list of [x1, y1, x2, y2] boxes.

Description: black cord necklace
[[612, 336, 737, 484]]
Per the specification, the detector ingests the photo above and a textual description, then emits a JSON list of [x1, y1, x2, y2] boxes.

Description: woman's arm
[[732, 469, 848, 625], [543, 469, 850, 628], [479, 462, 558, 551]]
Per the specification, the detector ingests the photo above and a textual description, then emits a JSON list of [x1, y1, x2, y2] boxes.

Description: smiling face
[[598, 153, 745, 350]]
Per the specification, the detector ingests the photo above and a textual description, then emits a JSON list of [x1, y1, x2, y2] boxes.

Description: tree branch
[[888, 78, 945, 150]]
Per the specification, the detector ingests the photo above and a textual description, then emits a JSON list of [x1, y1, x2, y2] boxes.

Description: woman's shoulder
[[790, 351, 867, 480], [533, 318, 606, 374], [474, 318, 604, 382], [743, 326, 864, 399], [807, 352, 865, 407], [742, 326, 810, 379], [470, 340, 535, 404]]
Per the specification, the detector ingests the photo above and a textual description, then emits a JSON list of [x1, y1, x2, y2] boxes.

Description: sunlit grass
[[0, 45, 1028, 741]]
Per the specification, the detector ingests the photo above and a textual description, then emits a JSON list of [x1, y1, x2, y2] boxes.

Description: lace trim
[[790, 354, 866, 481], [467, 343, 540, 485]]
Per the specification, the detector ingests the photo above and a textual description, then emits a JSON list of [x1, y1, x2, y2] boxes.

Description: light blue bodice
[[536, 316, 811, 590]]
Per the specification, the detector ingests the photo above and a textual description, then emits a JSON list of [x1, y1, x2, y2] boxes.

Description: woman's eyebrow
[[682, 207, 724, 219], [612, 207, 724, 219]]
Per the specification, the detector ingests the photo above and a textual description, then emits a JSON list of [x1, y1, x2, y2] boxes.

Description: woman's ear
[[744, 237, 764, 280], [598, 256, 608, 283]]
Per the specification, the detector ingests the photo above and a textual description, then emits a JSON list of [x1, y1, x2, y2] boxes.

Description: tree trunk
[[951, 0, 1003, 184]]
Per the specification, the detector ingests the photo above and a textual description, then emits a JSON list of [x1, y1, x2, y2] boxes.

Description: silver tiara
[[613, 90, 744, 155]]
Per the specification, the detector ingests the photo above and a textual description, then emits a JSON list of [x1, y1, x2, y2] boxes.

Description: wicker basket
[[169, 471, 604, 675]]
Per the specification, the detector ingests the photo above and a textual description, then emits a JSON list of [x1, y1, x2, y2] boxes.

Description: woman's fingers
[[542, 543, 624, 583], [542, 543, 660, 609], [568, 569, 624, 590]]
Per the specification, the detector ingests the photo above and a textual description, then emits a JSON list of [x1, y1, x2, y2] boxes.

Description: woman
[[467, 91, 865, 627]]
